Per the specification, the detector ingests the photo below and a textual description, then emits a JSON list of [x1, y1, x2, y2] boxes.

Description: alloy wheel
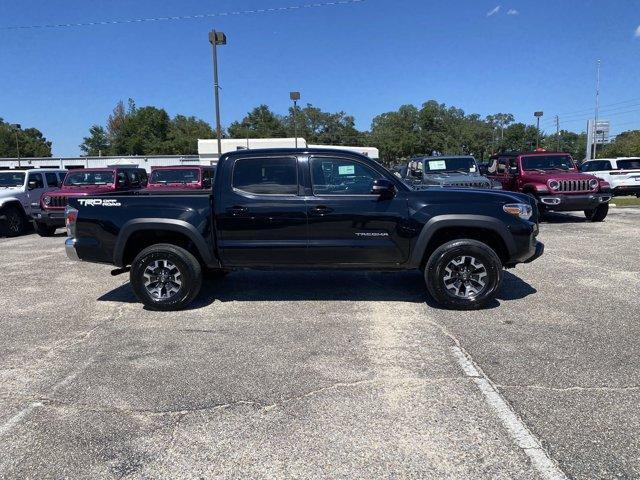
[[442, 255, 488, 299], [143, 260, 183, 300]]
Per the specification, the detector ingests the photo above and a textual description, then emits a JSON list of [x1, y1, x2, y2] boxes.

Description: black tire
[[584, 203, 608, 222], [130, 244, 202, 311], [424, 239, 503, 310], [34, 222, 57, 237], [1, 205, 26, 237], [526, 193, 546, 220]]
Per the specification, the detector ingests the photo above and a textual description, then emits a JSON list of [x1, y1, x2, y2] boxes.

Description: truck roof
[[221, 147, 376, 160], [151, 165, 214, 170]]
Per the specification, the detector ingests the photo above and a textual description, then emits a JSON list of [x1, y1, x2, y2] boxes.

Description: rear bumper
[[65, 238, 80, 261], [537, 193, 611, 211], [32, 209, 66, 227]]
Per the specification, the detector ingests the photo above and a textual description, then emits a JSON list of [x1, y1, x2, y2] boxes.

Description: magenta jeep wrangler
[[147, 165, 215, 191], [486, 151, 612, 221], [34, 167, 148, 236]]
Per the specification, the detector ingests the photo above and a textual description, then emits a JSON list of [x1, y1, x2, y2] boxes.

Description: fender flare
[[0, 198, 27, 217], [113, 218, 216, 267], [408, 214, 516, 267]]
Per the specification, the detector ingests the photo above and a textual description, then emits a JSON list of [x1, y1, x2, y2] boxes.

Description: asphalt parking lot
[[0, 207, 638, 479]]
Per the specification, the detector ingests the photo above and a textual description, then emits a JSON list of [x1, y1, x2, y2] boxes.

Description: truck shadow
[[98, 270, 536, 311], [541, 212, 589, 224]]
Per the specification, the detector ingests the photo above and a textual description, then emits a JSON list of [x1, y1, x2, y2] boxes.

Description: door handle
[[229, 205, 248, 215], [310, 205, 333, 214]]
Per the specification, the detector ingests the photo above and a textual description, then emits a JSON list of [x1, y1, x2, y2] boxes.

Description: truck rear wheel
[[584, 203, 608, 222], [130, 244, 202, 311], [424, 239, 503, 310]]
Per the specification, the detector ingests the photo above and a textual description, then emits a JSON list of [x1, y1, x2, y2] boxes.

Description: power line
[[551, 97, 640, 117], [1, 0, 365, 30]]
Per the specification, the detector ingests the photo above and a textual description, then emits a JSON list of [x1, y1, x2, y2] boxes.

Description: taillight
[[65, 206, 78, 237]]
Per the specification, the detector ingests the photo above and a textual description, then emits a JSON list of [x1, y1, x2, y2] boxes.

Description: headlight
[[503, 203, 533, 220], [42, 196, 51, 206], [548, 180, 560, 190], [589, 179, 599, 189]]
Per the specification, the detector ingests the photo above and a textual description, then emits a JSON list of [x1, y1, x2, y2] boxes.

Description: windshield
[[150, 169, 200, 184], [617, 159, 640, 170], [0, 172, 25, 187], [419, 157, 477, 174], [64, 171, 115, 186], [521, 155, 575, 171]]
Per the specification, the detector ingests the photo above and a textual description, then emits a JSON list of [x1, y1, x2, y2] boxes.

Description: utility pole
[[209, 30, 227, 160], [592, 59, 601, 160], [555, 115, 560, 151]]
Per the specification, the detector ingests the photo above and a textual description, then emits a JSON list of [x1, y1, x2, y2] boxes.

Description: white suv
[[0, 169, 67, 237], [580, 158, 640, 197]]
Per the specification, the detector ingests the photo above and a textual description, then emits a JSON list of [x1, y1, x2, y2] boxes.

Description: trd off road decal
[[77, 199, 122, 207]]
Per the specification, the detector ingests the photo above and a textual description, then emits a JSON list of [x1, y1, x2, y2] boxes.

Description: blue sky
[[1, 0, 639, 156]]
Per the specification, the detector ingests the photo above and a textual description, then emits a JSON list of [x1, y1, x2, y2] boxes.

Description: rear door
[[304, 155, 410, 265], [216, 155, 308, 266]]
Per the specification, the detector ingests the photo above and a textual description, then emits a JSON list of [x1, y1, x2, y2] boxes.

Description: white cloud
[[486, 5, 501, 17], [635, 25, 640, 37], [507, 9, 519, 15]]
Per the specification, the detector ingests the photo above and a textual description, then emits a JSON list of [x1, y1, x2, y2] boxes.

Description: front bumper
[[612, 185, 640, 196], [524, 241, 544, 263], [65, 237, 80, 261], [33, 209, 66, 227], [537, 193, 611, 211]]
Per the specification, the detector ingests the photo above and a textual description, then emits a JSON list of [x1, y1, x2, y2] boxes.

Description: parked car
[[486, 151, 612, 221], [0, 168, 67, 237], [404, 156, 499, 190], [35, 167, 148, 236], [65, 148, 543, 311], [579, 157, 640, 197], [147, 166, 215, 191]]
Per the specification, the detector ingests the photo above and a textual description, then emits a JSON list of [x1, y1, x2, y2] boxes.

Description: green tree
[[166, 115, 214, 154], [80, 125, 110, 156], [542, 130, 587, 161], [599, 130, 640, 158], [283, 104, 364, 146], [227, 105, 286, 138], [501, 123, 541, 152], [369, 105, 422, 163], [0, 119, 52, 157]]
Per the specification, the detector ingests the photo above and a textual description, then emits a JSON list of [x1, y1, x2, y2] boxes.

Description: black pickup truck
[[65, 148, 543, 311]]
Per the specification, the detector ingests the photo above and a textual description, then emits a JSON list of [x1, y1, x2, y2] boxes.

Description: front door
[[216, 155, 308, 267], [25, 171, 47, 216], [305, 155, 410, 265]]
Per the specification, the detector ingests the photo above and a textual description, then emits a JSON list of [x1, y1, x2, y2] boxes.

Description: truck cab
[[35, 167, 148, 236]]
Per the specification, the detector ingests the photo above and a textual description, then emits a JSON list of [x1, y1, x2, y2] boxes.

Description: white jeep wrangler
[[0, 169, 66, 237]]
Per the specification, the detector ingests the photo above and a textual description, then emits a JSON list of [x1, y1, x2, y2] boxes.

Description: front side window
[[45, 172, 60, 187], [233, 157, 297, 195], [311, 157, 382, 195], [0, 172, 25, 187], [65, 171, 115, 186], [28, 173, 44, 188]]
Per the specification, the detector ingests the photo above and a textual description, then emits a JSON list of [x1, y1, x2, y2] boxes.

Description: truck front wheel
[[584, 203, 608, 222], [424, 239, 503, 310], [1, 206, 26, 237], [130, 244, 202, 311]]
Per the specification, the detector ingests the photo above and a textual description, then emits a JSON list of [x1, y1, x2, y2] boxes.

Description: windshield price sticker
[[338, 165, 355, 175], [428, 160, 447, 170]]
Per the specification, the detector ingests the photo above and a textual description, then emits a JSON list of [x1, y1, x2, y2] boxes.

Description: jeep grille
[[556, 180, 593, 192], [49, 196, 68, 209]]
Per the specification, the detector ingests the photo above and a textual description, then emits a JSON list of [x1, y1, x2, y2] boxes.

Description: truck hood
[[522, 171, 598, 181], [408, 185, 530, 204], [147, 183, 202, 190], [414, 172, 493, 188], [0, 187, 22, 196]]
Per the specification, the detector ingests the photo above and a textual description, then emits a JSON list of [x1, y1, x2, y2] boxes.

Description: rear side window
[[45, 172, 60, 187], [233, 157, 297, 195], [617, 159, 640, 170]]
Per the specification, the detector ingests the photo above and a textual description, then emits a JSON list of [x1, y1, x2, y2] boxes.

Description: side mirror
[[28, 181, 38, 190], [509, 166, 519, 175], [371, 179, 396, 200]]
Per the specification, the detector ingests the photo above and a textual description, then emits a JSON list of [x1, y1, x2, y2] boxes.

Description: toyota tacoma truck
[[147, 165, 215, 191], [35, 167, 148, 236], [486, 151, 611, 221], [404, 156, 500, 190], [0, 168, 67, 237], [65, 148, 544, 311]]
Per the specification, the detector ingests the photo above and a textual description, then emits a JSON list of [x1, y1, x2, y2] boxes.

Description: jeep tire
[[425, 239, 503, 310], [1, 206, 25, 237], [130, 244, 202, 311], [34, 221, 57, 237], [584, 203, 608, 222]]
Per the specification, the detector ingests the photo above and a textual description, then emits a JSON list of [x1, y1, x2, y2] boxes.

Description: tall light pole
[[209, 30, 226, 160], [534, 112, 544, 149], [592, 59, 601, 160], [10, 124, 21, 166], [290, 91, 300, 148]]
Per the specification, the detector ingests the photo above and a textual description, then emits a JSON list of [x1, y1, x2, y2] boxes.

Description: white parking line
[[450, 346, 567, 480]]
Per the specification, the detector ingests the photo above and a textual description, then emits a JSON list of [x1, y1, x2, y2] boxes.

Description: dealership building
[[0, 138, 379, 171]]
